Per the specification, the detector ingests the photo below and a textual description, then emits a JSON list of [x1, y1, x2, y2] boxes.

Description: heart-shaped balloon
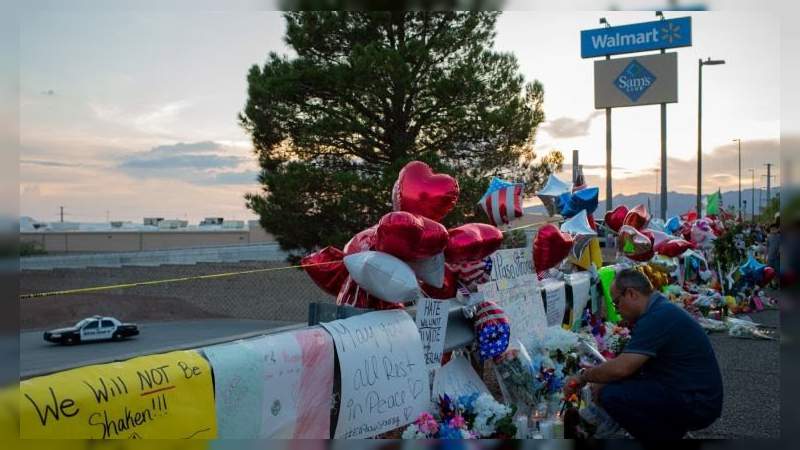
[[648, 230, 671, 249], [374, 212, 448, 261], [344, 225, 377, 255], [336, 275, 403, 310], [409, 253, 446, 288], [617, 225, 654, 262], [444, 223, 504, 264], [301, 246, 348, 296], [533, 224, 574, 272], [655, 238, 695, 258], [760, 266, 776, 287], [343, 251, 419, 303], [623, 204, 650, 230], [604, 205, 629, 234], [419, 264, 459, 299], [392, 161, 459, 222]]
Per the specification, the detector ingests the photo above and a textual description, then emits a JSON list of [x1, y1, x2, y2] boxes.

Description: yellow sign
[[20, 350, 217, 439]]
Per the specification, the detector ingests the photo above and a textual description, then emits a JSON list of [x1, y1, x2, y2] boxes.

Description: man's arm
[[580, 353, 649, 384]]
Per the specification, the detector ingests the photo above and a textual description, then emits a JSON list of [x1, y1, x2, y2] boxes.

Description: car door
[[80, 320, 102, 341], [100, 319, 116, 339]]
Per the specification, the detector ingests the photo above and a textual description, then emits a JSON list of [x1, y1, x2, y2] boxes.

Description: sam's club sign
[[581, 17, 692, 58]]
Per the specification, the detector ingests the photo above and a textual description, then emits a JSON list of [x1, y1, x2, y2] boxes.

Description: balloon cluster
[[604, 204, 697, 261], [301, 161, 504, 309], [739, 255, 776, 287]]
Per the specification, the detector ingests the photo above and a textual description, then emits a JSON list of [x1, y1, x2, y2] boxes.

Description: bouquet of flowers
[[402, 393, 517, 439], [493, 345, 539, 414], [587, 313, 630, 359]]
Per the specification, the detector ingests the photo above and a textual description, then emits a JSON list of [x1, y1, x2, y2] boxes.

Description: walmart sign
[[581, 17, 692, 58]]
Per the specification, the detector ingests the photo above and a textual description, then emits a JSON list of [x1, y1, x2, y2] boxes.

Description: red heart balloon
[[759, 266, 776, 287], [344, 225, 377, 256], [336, 275, 404, 310], [444, 223, 504, 264], [655, 238, 695, 258], [604, 205, 629, 233], [301, 246, 348, 296], [374, 212, 448, 261], [392, 161, 459, 222], [419, 265, 458, 299], [617, 225, 654, 262], [641, 229, 655, 244], [533, 224, 574, 272], [623, 204, 650, 230]]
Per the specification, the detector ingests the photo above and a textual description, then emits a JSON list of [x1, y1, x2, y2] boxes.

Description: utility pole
[[764, 163, 773, 204], [733, 138, 741, 219], [654, 168, 660, 218], [59, 206, 64, 223], [748, 168, 755, 221], [658, 11, 668, 221]]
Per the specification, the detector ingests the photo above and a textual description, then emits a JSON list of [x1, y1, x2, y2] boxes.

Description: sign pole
[[660, 48, 668, 220], [697, 58, 703, 215], [605, 54, 613, 213]]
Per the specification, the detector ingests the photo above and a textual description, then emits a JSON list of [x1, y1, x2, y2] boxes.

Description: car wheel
[[112, 332, 122, 341], [64, 336, 76, 345]]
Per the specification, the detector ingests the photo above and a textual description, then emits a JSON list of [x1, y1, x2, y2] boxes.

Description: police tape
[[20, 219, 552, 300]]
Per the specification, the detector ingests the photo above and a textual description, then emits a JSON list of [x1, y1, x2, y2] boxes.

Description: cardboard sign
[[432, 355, 490, 401], [543, 281, 567, 328], [415, 298, 450, 373], [203, 328, 333, 438], [488, 248, 534, 283], [478, 274, 547, 349], [321, 310, 430, 439], [20, 350, 216, 439]]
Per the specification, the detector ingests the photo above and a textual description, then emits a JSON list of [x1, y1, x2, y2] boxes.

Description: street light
[[733, 138, 742, 219], [697, 57, 726, 215], [748, 168, 755, 221]]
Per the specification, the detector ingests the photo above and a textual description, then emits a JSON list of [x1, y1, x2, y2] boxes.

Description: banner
[[321, 310, 430, 439], [20, 350, 216, 439], [203, 328, 334, 438], [432, 354, 490, 401]]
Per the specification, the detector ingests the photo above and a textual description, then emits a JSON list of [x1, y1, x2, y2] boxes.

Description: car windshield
[[74, 319, 90, 328]]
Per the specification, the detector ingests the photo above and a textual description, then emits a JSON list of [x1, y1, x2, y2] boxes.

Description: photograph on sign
[[594, 52, 677, 108], [581, 16, 692, 58]]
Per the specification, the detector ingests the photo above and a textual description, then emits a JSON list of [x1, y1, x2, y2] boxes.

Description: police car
[[43, 316, 139, 345]]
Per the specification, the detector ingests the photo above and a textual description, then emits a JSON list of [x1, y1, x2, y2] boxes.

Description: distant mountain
[[525, 188, 770, 219]]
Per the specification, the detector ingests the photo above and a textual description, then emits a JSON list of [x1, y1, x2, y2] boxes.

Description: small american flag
[[450, 258, 493, 292], [478, 184, 523, 226]]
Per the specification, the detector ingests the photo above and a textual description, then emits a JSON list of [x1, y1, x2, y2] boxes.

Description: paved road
[[20, 319, 300, 378]]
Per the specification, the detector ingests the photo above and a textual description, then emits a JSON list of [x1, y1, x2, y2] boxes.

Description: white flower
[[402, 425, 426, 439]]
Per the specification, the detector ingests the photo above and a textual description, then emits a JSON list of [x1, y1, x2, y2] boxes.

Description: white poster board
[[488, 247, 534, 283], [543, 280, 567, 328], [568, 273, 591, 330], [321, 310, 430, 439], [432, 354, 490, 400], [203, 328, 334, 438], [415, 298, 450, 373], [478, 274, 547, 349]]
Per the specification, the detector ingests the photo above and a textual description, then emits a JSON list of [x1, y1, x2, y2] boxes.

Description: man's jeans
[[599, 378, 720, 439]]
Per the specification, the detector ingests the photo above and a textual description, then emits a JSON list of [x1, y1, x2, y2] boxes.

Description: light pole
[[733, 138, 741, 219], [748, 168, 755, 221], [697, 57, 726, 215]]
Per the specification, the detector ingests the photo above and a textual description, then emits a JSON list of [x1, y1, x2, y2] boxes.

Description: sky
[[18, 10, 781, 223]]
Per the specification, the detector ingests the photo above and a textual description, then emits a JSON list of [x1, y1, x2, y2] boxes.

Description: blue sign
[[614, 59, 656, 101], [581, 17, 692, 58]]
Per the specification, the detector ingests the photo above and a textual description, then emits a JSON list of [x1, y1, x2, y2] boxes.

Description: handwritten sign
[[203, 328, 333, 438], [432, 355, 490, 400], [478, 274, 547, 349], [415, 298, 450, 373], [321, 310, 430, 439], [543, 281, 567, 328], [488, 248, 534, 283], [568, 273, 591, 330], [20, 350, 216, 439]]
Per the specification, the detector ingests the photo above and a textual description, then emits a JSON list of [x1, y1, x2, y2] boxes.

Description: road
[[20, 319, 300, 378]]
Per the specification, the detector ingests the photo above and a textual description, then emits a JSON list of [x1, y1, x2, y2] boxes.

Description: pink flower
[[415, 412, 439, 434], [449, 415, 467, 429]]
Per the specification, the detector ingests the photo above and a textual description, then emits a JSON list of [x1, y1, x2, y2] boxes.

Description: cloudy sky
[[19, 10, 780, 223]]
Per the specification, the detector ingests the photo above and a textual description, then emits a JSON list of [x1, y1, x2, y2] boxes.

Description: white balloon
[[409, 253, 445, 288], [560, 210, 596, 260], [648, 218, 666, 232], [538, 174, 573, 196], [343, 251, 419, 303]]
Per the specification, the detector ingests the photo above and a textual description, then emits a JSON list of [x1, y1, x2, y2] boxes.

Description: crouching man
[[564, 269, 723, 439]]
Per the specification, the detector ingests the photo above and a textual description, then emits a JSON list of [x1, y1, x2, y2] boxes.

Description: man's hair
[[614, 268, 654, 295]]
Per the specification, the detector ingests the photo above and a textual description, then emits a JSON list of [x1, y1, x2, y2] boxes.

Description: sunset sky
[[18, 10, 780, 223]]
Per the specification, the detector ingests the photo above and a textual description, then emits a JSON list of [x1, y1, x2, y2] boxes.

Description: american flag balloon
[[478, 181, 524, 226], [473, 300, 511, 361], [450, 258, 493, 292]]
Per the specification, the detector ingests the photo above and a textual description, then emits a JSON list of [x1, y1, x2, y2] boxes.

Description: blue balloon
[[739, 255, 766, 283], [560, 187, 599, 218], [665, 216, 682, 235], [555, 191, 572, 215], [485, 176, 516, 195]]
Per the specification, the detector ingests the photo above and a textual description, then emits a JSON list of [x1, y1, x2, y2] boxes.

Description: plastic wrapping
[[493, 343, 539, 414]]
